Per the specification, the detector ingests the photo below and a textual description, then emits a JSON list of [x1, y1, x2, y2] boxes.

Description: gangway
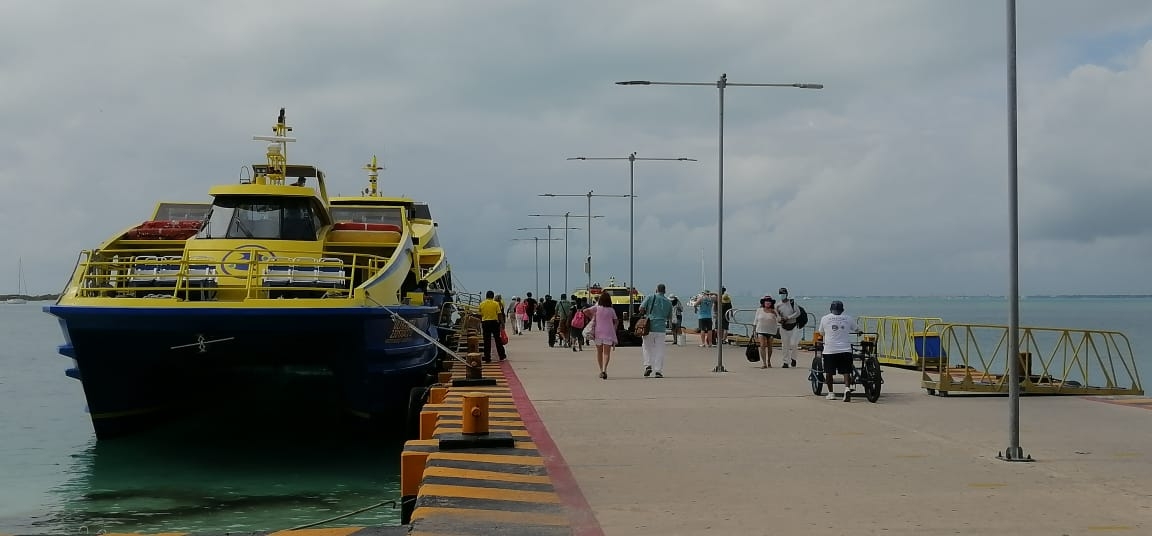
[[920, 323, 1143, 396], [858, 316, 944, 367]]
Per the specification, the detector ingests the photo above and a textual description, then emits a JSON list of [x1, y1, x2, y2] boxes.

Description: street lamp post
[[512, 236, 561, 297], [528, 213, 601, 294], [518, 225, 580, 295], [617, 75, 822, 373], [1000, 0, 1030, 463], [568, 153, 696, 319], [539, 191, 630, 299]]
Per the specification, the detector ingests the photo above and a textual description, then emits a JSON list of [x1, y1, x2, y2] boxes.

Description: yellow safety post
[[400, 449, 429, 524], [461, 392, 490, 435], [437, 371, 453, 384], [419, 410, 439, 440], [465, 353, 484, 380], [428, 386, 448, 404]]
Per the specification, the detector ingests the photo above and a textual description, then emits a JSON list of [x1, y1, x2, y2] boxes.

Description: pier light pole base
[[997, 446, 1034, 462], [711, 364, 728, 373]]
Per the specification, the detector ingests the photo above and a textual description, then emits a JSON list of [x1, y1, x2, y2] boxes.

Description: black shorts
[[822, 352, 854, 375], [699, 318, 713, 332], [720, 304, 732, 329]]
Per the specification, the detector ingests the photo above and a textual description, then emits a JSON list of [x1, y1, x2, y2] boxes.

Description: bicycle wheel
[[863, 357, 882, 403], [809, 355, 824, 395]]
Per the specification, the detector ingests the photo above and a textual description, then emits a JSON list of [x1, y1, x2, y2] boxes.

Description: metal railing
[[68, 247, 396, 301], [920, 323, 1143, 396], [858, 316, 944, 367]]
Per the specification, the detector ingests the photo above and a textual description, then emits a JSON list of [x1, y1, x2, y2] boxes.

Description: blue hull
[[45, 304, 442, 439]]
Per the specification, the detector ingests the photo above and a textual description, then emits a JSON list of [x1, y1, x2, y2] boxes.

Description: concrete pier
[[498, 330, 1151, 535]]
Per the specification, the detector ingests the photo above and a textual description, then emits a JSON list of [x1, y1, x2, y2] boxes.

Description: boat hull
[[45, 304, 441, 439]]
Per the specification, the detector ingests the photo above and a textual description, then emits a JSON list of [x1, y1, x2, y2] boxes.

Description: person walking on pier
[[696, 291, 715, 347], [754, 296, 780, 368], [584, 292, 619, 379], [817, 300, 859, 401], [670, 295, 684, 345], [513, 297, 527, 335], [542, 294, 558, 347], [776, 287, 800, 368], [509, 297, 523, 335], [523, 292, 537, 332], [639, 283, 674, 378], [479, 290, 507, 362], [556, 293, 572, 348]]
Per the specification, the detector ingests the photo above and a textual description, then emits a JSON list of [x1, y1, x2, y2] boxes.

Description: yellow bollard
[[461, 392, 490, 435], [467, 335, 480, 353], [400, 449, 429, 498], [437, 371, 453, 385], [419, 410, 439, 440], [428, 386, 448, 404]]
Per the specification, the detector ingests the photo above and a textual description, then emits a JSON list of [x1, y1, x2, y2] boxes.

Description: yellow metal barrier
[[70, 247, 392, 301], [920, 323, 1143, 396], [858, 316, 944, 367]]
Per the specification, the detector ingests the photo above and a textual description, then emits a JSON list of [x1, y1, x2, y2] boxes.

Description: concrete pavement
[[503, 329, 1152, 535]]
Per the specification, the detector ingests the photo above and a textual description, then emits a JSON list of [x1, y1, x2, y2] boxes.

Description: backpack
[[570, 311, 586, 329], [794, 303, 808, 329]]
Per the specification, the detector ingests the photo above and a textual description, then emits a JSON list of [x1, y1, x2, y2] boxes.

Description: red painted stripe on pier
[[502, 360, 604, 536]]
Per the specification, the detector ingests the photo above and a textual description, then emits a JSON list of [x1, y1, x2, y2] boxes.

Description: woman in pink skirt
[[583, 292, 619, 379]]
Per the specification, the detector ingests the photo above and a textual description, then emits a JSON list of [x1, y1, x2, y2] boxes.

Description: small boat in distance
[[4, 259, 27, 304], [46, 110, 450, 439]]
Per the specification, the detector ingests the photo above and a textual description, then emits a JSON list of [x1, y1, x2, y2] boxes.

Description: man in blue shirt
[[696, 291, 715, 347], [639, 283, 674, 378]]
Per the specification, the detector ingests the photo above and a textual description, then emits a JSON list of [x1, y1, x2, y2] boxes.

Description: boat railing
[[919, 322, 1143, 396], [70, 247, 394, 301]]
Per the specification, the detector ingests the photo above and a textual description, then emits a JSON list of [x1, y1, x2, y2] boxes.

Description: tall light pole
[[539, 191, 630, 300], [528, 213, 601, 294], [518, 225, 580, 295], [512, 236, 561, 297], [617, 75, 822, 373], [1000, 0, 1030, 463], [568, 153, 697, 319]]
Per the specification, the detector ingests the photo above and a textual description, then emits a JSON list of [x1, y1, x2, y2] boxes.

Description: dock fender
[[405, 386, 430, 440]]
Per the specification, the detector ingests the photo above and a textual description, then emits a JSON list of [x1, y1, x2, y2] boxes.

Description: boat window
[[154, 203, 211, 221], [330, 207, 404, 226], [605, 288, 632, 297], [424, 234, 440, 248], [411, 203, 432, 220], [196, 196, 319, 240]]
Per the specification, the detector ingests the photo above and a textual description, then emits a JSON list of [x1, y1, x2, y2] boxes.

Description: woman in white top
[[753, 297, 781, 368]]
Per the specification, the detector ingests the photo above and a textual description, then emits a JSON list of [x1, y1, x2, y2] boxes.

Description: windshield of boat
[[605, 289, 632, 297], [153, 202, 211, 221], [197, 196, 323, 240], [330, 206, 404, 226], [411, 203, 432, 220]]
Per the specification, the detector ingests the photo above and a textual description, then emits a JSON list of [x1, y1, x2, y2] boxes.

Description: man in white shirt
[[816, 300, 860, 402], [775, 287, 801, 368]]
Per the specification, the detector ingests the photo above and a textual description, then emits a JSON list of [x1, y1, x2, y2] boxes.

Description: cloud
[[1, 0, 1151, 298]]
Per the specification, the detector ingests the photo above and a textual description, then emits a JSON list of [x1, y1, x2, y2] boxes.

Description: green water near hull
[[0, 303, 404, 534]]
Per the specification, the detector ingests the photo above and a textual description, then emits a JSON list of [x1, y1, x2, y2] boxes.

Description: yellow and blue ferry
[[46, 110, 450, 439]]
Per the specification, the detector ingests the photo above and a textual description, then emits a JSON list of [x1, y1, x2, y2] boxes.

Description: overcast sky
[[2, 1, 1151, 298]]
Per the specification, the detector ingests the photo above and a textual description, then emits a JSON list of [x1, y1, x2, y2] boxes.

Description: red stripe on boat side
[[501, 360, 604, 536]]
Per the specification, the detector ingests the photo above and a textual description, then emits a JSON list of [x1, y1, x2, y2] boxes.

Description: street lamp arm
[[727, 82, 824, 89], [616, 80, 716, 86]]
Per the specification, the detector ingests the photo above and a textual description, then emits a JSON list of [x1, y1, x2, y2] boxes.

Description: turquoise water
[[0, 302, 404, 535]]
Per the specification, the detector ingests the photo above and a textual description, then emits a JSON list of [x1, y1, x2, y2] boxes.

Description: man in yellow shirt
[[479, 290, 507, 362]]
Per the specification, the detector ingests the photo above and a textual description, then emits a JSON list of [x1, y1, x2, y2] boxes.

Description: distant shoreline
[[1, 294, 58, 301]]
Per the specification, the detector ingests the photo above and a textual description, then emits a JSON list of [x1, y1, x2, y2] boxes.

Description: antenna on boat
[[252, 107, 296, 185], [363, 155, 384, 197]]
